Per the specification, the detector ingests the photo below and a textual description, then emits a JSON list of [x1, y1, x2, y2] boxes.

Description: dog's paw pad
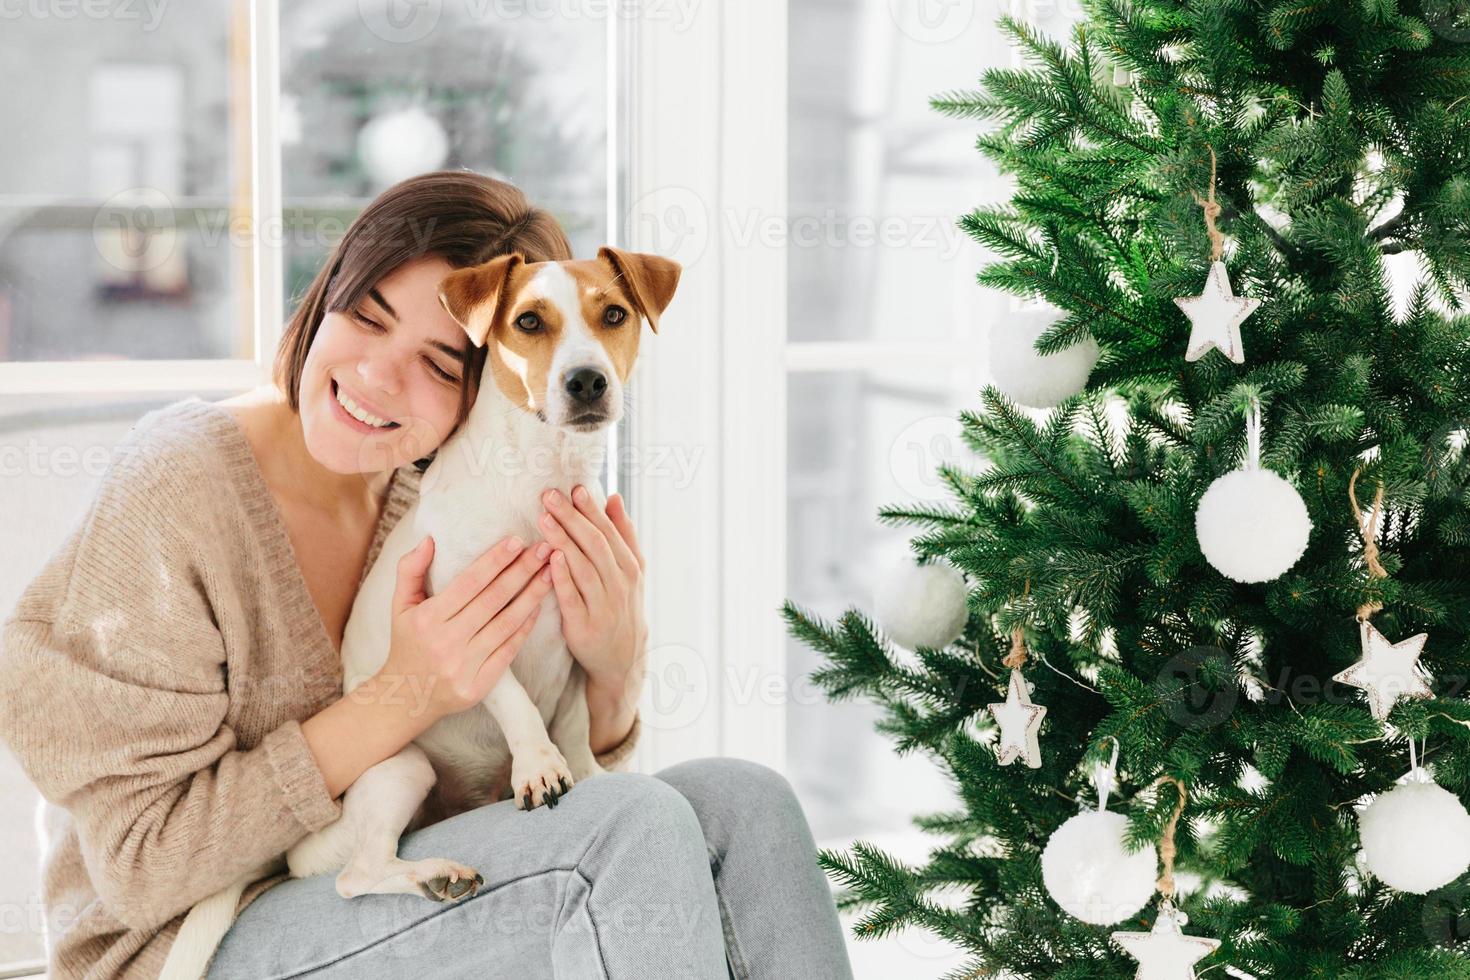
[[416, 863, 482, 902]]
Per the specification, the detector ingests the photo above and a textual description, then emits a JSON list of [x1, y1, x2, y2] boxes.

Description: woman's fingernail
[[573, 485, 588, 504], [536, 542, 551, 559], [540, 567, 553, 582], [506, 537, 523, 552]]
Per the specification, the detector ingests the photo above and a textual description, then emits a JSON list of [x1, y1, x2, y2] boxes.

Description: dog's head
[[436, 246, 681, 433]]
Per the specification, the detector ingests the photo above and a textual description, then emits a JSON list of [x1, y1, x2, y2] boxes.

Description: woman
[[0, 171, 854, 979]]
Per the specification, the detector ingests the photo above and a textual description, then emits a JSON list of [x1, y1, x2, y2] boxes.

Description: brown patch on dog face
[[437, 248, 680, 420]]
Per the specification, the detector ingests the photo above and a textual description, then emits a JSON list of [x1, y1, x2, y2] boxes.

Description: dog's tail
[[157, 877, 250, 980]]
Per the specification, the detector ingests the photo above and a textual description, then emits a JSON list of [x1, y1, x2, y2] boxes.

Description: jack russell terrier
[[159, 245, 681, 980]]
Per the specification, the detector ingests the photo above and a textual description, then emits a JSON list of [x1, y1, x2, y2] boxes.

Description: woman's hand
[[378, 533, 554, 724], [536, 486, 647, 693]]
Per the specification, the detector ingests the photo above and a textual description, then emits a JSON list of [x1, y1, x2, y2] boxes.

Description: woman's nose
[[356, 354, 404, 394]]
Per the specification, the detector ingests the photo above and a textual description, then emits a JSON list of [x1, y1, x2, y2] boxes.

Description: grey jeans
[[206, 757, 856, 979]]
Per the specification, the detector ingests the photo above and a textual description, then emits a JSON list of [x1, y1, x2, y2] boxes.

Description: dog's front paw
[[511, 742, 575, 811]]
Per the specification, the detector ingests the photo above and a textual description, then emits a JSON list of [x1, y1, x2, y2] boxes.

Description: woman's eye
[[351, 310, 384, 332], [603, 306, 628, 326], [426, 358, 460, 384], [515, 312, 542, 333]]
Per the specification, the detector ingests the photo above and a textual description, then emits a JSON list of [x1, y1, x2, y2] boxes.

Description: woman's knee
[[656, 757, 804, 823], [586, 771, 709, 848]]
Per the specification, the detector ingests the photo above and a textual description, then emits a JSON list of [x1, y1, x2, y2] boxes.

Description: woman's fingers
[[431, 535, 533, 619], [447, 544, 550, 641], [548, 549, 586, 619], [539, 508, 606, 604], [471, 603, 540, 696], [606, 493, 645, 571], [543, 489, 620, 585], [571, 487, 640, 575], [469, 565, 554, 654]]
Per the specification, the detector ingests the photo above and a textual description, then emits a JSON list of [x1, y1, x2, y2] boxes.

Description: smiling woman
[[272, 174, 574, 485]]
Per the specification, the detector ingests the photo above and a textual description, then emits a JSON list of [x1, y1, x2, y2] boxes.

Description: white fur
[[160, 266, 631, 980]]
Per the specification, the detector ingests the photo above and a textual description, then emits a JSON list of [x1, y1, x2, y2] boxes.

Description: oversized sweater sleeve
[[0, 428, 341, 933], [593, 710, 640, 772]]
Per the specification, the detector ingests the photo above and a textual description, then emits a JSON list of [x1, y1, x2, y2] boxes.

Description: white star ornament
[[987, 668, 1046, 769], [1174, 260, 1259, 364], [1112, 904, 1221, 980], [1332, 619, 1432, 721]]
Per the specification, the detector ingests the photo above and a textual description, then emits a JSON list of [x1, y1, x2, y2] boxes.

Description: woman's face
[[299, 254, 471, 476]]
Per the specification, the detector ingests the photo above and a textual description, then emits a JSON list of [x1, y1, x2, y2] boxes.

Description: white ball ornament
[[873, 558, 969, 651], [1195, 468, 1312, 583], [989, 310, 1099, 409], [1360, 778, 1470, 894], [1042, 810, 1159, 925]]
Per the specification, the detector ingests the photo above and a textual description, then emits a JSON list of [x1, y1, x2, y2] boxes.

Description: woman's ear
[[437, 253, 525, 347], [596, 246, 681, 333]]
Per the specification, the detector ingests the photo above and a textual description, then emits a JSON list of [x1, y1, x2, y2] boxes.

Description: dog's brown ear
[[437, 253, 525, 348], [597, 246, 681, 334]]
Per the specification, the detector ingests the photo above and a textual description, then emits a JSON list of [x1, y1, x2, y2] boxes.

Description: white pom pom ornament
[[1360, 772, 1470, 894], [1194, 398, 1311, 583], [990, 308, 1099, 409], [874, 557, 969, 650], [1043, 810, 1159, 925], [1195, 468, 1312, 583], [1043, 739, 1159, 926]]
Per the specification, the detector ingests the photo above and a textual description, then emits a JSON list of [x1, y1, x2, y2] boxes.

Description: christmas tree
[[782, 2, 1470, 976]]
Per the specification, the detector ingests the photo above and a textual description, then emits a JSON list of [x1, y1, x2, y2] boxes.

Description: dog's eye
[[603, 306, 628, 327], [515, 312, 543, 333]]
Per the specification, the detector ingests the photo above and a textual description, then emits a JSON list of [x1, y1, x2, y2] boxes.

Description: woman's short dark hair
[[272, 170, 573, 470]]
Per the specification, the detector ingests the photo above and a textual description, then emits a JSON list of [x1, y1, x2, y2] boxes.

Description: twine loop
[[1001, 578, 1032, 670], [1348, 466, 1387, 621], [1189, 145, 1225, 263], [1154, 777, 1189, 901]]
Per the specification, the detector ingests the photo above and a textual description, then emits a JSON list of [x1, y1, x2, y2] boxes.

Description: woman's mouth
[[330, 379, 401, 433]]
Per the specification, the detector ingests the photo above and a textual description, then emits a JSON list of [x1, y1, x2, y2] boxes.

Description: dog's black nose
[[564, 367, 607, 405]]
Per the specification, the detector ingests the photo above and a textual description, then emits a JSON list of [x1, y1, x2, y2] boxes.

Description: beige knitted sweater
[[0, 397, 641, 979]]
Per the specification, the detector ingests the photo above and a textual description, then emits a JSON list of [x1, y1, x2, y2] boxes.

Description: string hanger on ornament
[[1038, 735, 1159, 927], [1195, 391, 1313, 583], [1174, 143, 1260, 365], [1191, 145, 1225, 265], [987, 579, 1047, 769], [1110, 775, 1222, 975], [1333, 465, 1434, 721], [1347, 466, 1388, 623]]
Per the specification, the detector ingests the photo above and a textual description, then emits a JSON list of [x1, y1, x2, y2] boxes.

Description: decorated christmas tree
[[782, 2, 1470, 976]]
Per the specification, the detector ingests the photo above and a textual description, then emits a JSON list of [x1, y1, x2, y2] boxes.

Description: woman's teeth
[[334, 381, 398, 429]]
